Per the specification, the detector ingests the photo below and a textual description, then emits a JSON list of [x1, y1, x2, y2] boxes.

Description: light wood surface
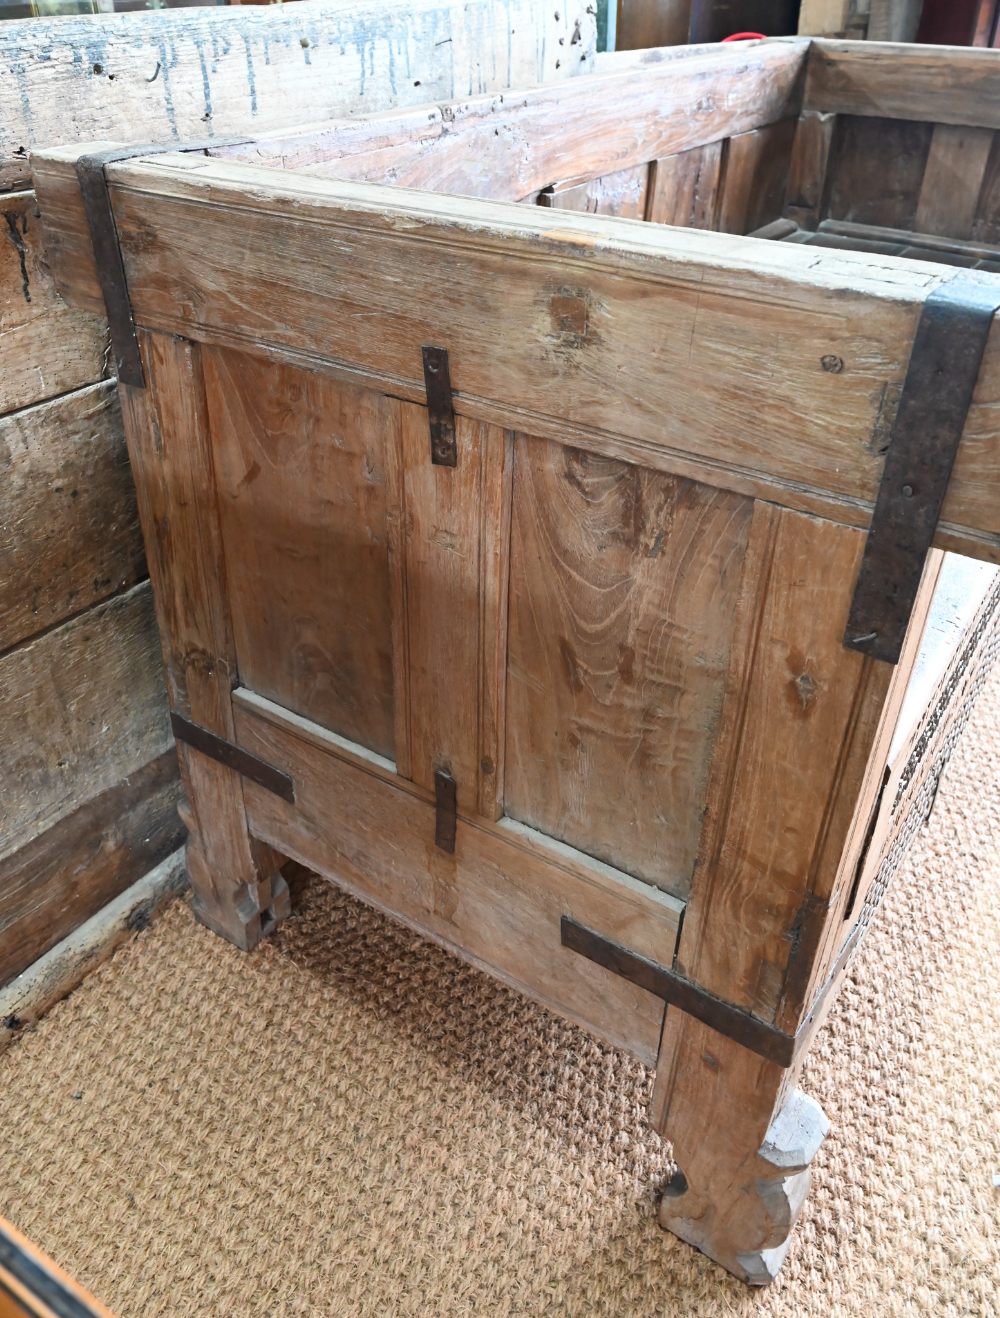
[[2, 0, 595, 191], [504, 438, 749, 895], [31, 150, 1000, 561], [233, 689, 682, 1066]]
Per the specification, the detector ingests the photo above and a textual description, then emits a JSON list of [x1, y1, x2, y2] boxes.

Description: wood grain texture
[[233, 692, 682, 1066], [540, 164, 650, 218], [717, 119, 798, 235], [646, 141, 724, 228], [972, 134, 1000, 246], [672, 503, 895, 1024], [204, 348, 398, 761], [784, 110, 836, 228], [805, 39, 1000, 128], [0, 582, 172, 862], [217, 41, 806, 200], [915, 124, 995, 240], [36, 152, 1000, 563], [504, 439, 750, 896], [0, 191, 107, 416], [824, 113, 933, 231], [0, 382, 144, 652], [3, 0, 595, 190], [120, 333, 280, 946], [398, 406, 511, 814], [0, 749, 182, 987]]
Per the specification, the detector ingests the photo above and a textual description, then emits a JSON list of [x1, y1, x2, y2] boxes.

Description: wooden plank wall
[[0, 0, 596, 991], [538, 118, 799, 234], [801, 112, 1000, 241]]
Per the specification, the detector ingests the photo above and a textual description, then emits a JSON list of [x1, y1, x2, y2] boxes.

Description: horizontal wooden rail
[[31, 149, 1000, 563], [212, 41, 808, 200], [805, 39, 1000, 127]]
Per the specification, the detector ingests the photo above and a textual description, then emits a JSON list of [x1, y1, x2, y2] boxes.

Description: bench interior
[[214, 38, 1000, 270]]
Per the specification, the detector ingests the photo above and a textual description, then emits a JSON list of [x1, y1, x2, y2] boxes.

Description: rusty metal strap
[[561, 916, 803, 1067], [846, 273, 1000, 665], [76, 139, 250, 388], [171, 712, 295, 803]]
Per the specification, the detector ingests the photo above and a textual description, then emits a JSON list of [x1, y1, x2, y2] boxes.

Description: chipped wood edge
[[0, 849, 188, 1054]]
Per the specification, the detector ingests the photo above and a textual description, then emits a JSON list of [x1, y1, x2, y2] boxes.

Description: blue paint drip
[[155, 37, 178, 138], [241, 34, 258, 116], [196, 39, 213, 125]]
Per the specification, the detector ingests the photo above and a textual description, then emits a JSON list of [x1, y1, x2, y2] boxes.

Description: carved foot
[[184, 822, 290, 951], [657, 1088, 828, 1285]]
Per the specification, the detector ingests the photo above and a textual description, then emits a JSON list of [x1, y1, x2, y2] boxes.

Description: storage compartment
[[32, 36, 1000, 1284]]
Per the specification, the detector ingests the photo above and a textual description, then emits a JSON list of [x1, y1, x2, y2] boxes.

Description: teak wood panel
[[504, 437, 750, 896], [204, 348, 398, 761], [674, 502, 898, 1026], [31, 152, 1000, 563], [232, 690, 682, 1065], [398, 406, 511, 814]]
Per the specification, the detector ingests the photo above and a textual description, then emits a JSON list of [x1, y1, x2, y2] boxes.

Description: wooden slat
[[824, 113, 933, 231], [540, 163, 650, 218], [120, 332, 275, 940], [232, 692, 683, 1065], [0, 750, 181, 987], [672, 503, 895, 1022], [646, 141, 724, 228], [504, 439, 750, 897], [972, 134, 1000, 246], [204, 348, 398, 762], [398, 407, 511, 815], [33, 150, 1000, 562], [0, 191, 107, 416], [915, 124, 995, 240], [210, 41, 807, 201], [0, 582, 172, 862], [1, 0, 595, 191], [805, 39, 1000, 129], [784, 110, 837, 228], [717, 119, 798, 235], [0, 382, 145, 652]]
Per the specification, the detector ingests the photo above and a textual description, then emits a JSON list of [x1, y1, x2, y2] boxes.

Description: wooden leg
[[177, 777, 289, 953], [650, 1011, 827, 1285]]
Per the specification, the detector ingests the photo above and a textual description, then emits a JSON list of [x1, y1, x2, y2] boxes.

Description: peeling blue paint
[[241, 34, 258, 116]]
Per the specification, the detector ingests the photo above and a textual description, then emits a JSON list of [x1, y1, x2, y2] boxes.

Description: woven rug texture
[[0, 668, 998, 1317]]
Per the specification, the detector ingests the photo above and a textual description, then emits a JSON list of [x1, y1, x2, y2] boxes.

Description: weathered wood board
[[1, 0, 595, 191], [0, 190, 107, 415], [0, 582, 172, 863], [0, 750, 182, 986], [31, 152, 1000, 561], [0, 381, 143, 651]]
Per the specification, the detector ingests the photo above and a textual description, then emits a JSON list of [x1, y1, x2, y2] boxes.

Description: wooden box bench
[[32, 36, 1000, 1285]]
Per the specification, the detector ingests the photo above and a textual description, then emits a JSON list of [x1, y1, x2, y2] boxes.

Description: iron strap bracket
[[562, 916, 804, 1067], [434, 768, 458, 853], [171, 712, 295, 803], [422, 345, 457, 465], [76, 138, 250, 388], [846, 273, 1000, 665]]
